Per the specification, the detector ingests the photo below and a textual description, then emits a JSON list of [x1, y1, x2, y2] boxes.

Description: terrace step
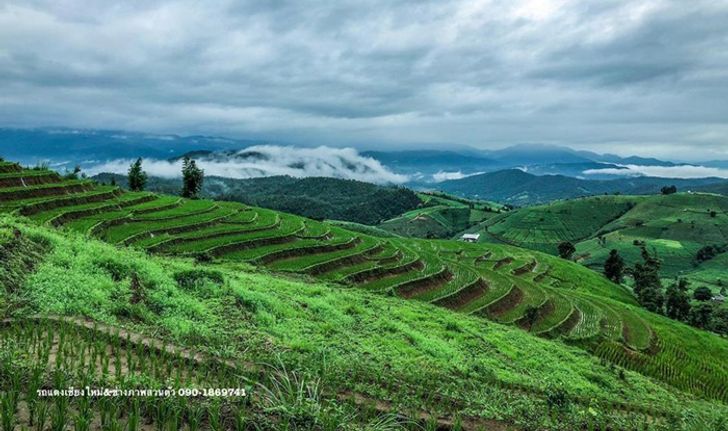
[[131, 197, 183, 215], [120, 208, 242, 245], [130, 200, 218, 221], [395, 266, 453, 299], [493, 282, 547, 324], [512, 260, 537, 276], [0, 181, 94, 202], [0, 162, 22, 173], [433, 278, 489, 310], [146, 214, 280, 253], [493, 256, 514, 270], [19, 188, 121, 216], [202, 224, 306, 257], [302, 242, 383, 276], [345, 258, 424, 285], [481, 284, 522, 319], [565, 297, 604, 340], [621, 310, 653, 351], [256, 236, 360, 265], [48, 194, 157, 227], [541, 306, 582, 338], [531, 294, 575, 335], [0, 171, 61, 188], [473, 251, 492, 265]]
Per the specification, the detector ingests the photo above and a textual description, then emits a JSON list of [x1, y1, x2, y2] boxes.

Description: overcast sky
[[1, 0, 727, 160]]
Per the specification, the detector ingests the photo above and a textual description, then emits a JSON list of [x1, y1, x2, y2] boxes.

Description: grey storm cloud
[[0, 0, 727, 161]]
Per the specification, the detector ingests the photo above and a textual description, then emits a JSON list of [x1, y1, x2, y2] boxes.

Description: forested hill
[[437, 169, 728, 205], [93, 173, 421, 225]]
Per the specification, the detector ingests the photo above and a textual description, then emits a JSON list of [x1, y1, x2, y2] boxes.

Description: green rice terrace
[[465, 194, 728, 291], [1, 161, 728, 429]]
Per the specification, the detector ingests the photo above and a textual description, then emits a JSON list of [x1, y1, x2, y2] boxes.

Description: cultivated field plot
[[481, 195, 640, 253], [1, 164, 727, 405]]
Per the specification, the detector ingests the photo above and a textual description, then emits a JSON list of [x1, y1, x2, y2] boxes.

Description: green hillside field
[[464, 193, 728, 296], [1, 161, 727, 429], [378, 192, 504, 239]]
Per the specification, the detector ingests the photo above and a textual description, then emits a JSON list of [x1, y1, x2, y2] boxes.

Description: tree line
[[127, 157, 204, 199], [556, 239, 727, 336]]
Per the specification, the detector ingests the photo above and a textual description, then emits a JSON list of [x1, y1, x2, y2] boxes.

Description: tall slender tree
[[632, 247, 664, 313], [127, 158, 148, 192], [665, 278, 691, 321], [181, 156, 204, 199], [603, 249, 624, 283]]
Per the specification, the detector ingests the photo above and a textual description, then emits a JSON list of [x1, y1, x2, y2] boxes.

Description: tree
[[64, 165, 82, 180], [696, 245, 718, 263], [661, 185, 677, 195], [710, 308, 728, 336], [688, 303, 713, 329], [127, 158, 148, 192], [693, 286, 713, 301], [603, 249, 624, 283], [557, 241, 576, 259], [709, 210, 717, 218], [632, 247, 664, 313], [181, 156, 204, 199], [665, 279, 691, 321]]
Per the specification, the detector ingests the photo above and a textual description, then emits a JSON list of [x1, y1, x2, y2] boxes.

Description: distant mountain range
[[3, 128, 728, 205], [436, 169, 728, 205], [0, 127, 258, 165], [366, 144, 683, 183]]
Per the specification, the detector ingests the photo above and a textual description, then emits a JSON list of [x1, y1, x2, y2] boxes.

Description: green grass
[[1, 169, 728, 423], [478, 195, 641, 253], [3, 215, 728, 429]]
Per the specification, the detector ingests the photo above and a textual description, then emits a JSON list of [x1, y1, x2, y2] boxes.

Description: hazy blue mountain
[[482, 143, 594, 165], [436, 169, 728, 205], [0, 128, 258, 166]]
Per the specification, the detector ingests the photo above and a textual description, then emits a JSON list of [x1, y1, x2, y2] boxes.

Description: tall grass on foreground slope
[[1, 214, 727, 430]]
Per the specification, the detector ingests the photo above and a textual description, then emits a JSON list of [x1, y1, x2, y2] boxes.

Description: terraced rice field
[[2, 163, 727, 404]]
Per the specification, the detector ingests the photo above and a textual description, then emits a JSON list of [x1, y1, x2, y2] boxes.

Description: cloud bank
[[583, 164, 728, 179], [0, 1, 727, 160], [431, 170, 484, 182], [88, 145, 409, 184]]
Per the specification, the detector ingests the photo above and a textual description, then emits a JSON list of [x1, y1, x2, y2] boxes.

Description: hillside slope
[[464, 193, 728, 297], [1, 161, 727, 422], [4, 215, 728, 429], [378, 192, 504, 239]]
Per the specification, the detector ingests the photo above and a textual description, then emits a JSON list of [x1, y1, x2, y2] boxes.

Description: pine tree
[[127, 158, 148, 192], [665, 278, 690, 321], [632, 247, 664, 313], [603, 249, 624, 283], [181, 156, 204, 199]]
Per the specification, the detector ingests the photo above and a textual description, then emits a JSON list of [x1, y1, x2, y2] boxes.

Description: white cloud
[[0, 1, 727, 158], [432, 170, 483, 182], [87, 145, 409, 184], [583, 164, 728, 179]]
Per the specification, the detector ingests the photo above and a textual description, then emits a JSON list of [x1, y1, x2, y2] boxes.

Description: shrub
[[173, 269, 224, 290], [693, 286, 713, 301]]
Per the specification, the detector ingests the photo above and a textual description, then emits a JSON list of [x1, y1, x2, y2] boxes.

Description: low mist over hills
[[3, 128, 728, 206]]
